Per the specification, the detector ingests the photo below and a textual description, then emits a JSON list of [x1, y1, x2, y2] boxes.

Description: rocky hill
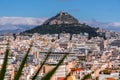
[[22, 11, 98, 38], [43, 11, 79, 25]]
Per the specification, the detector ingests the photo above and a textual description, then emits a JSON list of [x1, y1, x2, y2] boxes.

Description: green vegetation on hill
[[23, 24, 98, 38]]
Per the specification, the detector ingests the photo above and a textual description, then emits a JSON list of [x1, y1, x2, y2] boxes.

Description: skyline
[[0, 0, 120, 32]]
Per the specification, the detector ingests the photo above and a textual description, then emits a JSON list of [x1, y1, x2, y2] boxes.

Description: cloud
[[109, 22, 120, 27], [80, 19, 120, 32], [0, 17, 47, 25], [0, 17, 47, 32]]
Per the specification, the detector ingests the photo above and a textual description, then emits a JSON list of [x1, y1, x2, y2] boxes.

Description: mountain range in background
[[0, 12, 120, 34]]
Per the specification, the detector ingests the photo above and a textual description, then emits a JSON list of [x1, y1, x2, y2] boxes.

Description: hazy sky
[[0, 0, 120, 22]]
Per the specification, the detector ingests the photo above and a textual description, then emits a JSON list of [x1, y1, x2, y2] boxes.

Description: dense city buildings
[[0, 31, 120, 80]]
